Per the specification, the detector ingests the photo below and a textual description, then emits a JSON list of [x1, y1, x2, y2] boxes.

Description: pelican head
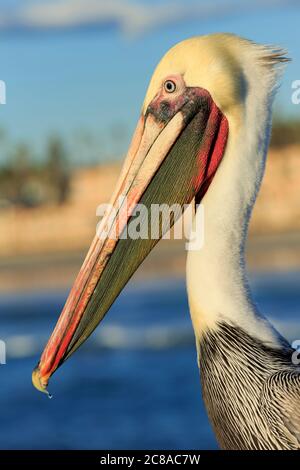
[[32, 33, 286, 393]]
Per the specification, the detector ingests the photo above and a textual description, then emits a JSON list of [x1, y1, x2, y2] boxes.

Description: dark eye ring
[[164, 80, 176, 93]]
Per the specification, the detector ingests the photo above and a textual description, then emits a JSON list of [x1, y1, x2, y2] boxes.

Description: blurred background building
[[0, 0, 299, 450]]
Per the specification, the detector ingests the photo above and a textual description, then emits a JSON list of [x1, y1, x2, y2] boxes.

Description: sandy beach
[[0, 145, 299, 293]]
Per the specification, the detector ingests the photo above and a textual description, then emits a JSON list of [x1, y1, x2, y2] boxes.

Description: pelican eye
[[164, 80, 176, 93]]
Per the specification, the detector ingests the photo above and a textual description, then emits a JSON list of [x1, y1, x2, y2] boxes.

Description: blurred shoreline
[[1, 145, 300, 257], [1, 231, 300, 294], [1, 144, 299, 293]]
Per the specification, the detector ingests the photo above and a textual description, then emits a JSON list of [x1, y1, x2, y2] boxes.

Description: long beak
[[32, 87, 228, 393]]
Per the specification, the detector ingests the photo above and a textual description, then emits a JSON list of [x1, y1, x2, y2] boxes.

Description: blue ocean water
[[0, 272, 299, 450]]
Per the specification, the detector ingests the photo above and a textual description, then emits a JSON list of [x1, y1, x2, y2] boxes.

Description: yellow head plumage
[[143, 33, 289, 128]]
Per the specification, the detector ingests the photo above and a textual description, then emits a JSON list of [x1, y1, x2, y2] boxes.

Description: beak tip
[[32, 365, 52, 398]]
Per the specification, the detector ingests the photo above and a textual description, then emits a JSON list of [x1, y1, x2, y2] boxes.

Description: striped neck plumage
[[186, 50, 287, 349]]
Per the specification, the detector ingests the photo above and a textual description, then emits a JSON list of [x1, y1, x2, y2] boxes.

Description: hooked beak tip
[[32, 366, 52, 398]]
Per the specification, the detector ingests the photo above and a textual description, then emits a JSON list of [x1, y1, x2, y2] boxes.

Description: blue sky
[[0, 0, 299, 164]]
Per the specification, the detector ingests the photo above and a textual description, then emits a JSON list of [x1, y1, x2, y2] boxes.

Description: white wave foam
[[3, 319, 299, 359]]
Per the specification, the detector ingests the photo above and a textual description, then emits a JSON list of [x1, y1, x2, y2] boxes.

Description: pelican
[[32, 33, 300, 450]]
